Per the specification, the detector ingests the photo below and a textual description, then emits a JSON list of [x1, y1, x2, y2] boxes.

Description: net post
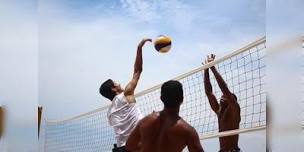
[[38, 106, 43, 138]]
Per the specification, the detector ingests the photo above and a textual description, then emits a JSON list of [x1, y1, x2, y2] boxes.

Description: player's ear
[[179, 96, 184, 104], [232, 94, 237, 100], [111, 86, 116, 92]]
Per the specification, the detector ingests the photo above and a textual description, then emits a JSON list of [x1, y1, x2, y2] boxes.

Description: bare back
[[217, 97, 241, 151], [129, 111, 203, 152]]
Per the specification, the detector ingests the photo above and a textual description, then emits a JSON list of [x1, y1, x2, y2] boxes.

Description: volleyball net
[[42, 37, 266, 152]]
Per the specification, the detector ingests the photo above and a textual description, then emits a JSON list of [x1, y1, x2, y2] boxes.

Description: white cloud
[[39, 0, 265, 120], [120, 0, 197, 32]]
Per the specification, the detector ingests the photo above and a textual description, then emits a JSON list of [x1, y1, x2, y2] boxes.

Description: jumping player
[[99, 38, 151, 152], [203, 54, 241, 152]]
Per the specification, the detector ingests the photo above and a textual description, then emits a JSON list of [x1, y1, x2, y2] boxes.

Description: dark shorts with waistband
[[219, 148, 241, 152], [112, 145, 127, 152]]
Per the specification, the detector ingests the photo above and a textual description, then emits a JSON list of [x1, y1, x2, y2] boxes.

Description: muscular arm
[[124, 39, 151, 103], [204, 69, 219, 113], [210, 66, 238, 105], [210, 66, 231, 96], [124, 45, 143, 96], [126, 122, 141, 152], [187, 126, 204, 152]]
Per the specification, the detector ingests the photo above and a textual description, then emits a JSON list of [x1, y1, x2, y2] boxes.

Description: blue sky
[[39, 0, 265, 119], [41, 0, 264, 41]]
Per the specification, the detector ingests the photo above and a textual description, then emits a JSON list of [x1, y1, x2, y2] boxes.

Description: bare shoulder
[[177, 118, 197, 133], [229, 93, 240, 106], [146, 111, 159, 120], [140, 111, 160, 126]]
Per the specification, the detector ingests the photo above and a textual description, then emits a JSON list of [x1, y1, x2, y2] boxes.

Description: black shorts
[[219, 148, 241, 152], [112, 145, 127, 152]]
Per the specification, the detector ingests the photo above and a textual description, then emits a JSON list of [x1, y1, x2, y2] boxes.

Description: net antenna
[[38, 106, 43, 138]]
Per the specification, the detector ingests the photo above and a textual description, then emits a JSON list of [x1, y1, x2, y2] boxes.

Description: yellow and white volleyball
[[154, 35, 172, 53]]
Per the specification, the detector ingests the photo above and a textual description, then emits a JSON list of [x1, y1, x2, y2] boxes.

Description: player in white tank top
[[107, 93, 143, 147], [99, 38, 152, 148]]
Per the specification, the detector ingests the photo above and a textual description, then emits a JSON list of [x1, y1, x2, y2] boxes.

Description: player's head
[[161, 80, 184, 108], [99, 79, 123, 101], [220, 94, 237, 107]]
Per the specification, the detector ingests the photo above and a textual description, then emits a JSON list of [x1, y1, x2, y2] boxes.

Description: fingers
[[142, 38, 152, 42], [206, 54, 216, 60], [211, 54, 216, 59], [138, 38, 152, 48], [202, 59, 208, 65], [207, 54, 212, 60], [204, 54, 215, 63], [202, 56, 208, 65]]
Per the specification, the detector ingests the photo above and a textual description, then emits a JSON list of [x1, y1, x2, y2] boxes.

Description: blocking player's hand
[[203, 54, 216, 65]]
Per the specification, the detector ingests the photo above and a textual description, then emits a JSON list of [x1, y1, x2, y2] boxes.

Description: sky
[[39, 0, 265, 120], [0, 0, 265, 151], [0, 0, 38, 151]]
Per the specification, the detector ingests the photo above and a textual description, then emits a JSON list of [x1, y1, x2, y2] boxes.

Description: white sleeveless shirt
[[107, 93, 143, 147]]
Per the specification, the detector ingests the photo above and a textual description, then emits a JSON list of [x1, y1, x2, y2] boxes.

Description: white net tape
[[42, 37, 266, 152]]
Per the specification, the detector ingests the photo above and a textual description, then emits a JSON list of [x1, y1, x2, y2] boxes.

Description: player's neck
[[163, 107, 180, 115], [116, 90, 123, 95]]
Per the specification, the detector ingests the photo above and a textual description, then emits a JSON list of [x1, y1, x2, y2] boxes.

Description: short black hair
[[99, 79, 116, 101], [161, 80, 184, 108]]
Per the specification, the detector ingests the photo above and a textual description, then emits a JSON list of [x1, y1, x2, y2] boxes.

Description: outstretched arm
[[124, 38, 151, 103], [205, 54, 231, 96], [210, 66, 232, 96], [207, 54, 236, 104], [204, 68, 219, 113]]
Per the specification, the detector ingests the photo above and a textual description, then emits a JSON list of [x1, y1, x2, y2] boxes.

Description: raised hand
[[138, 38, 152, 49], [203, 54, 216, 65], [206, 54, 216, 63]]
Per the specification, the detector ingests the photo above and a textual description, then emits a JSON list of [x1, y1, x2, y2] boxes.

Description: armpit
[[125, 95, 136, 104], [216, 106, 222, 114]]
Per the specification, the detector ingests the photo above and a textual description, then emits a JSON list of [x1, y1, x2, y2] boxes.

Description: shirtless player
[[126, 80, 203, 152], [203, 54, 241, 152]]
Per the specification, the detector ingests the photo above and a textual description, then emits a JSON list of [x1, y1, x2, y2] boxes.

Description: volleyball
[[154, 35, 172, 53]]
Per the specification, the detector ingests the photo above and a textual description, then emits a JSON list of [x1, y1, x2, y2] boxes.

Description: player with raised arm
[[203, 54, 241, 152], [99, 38, 151, 152]]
